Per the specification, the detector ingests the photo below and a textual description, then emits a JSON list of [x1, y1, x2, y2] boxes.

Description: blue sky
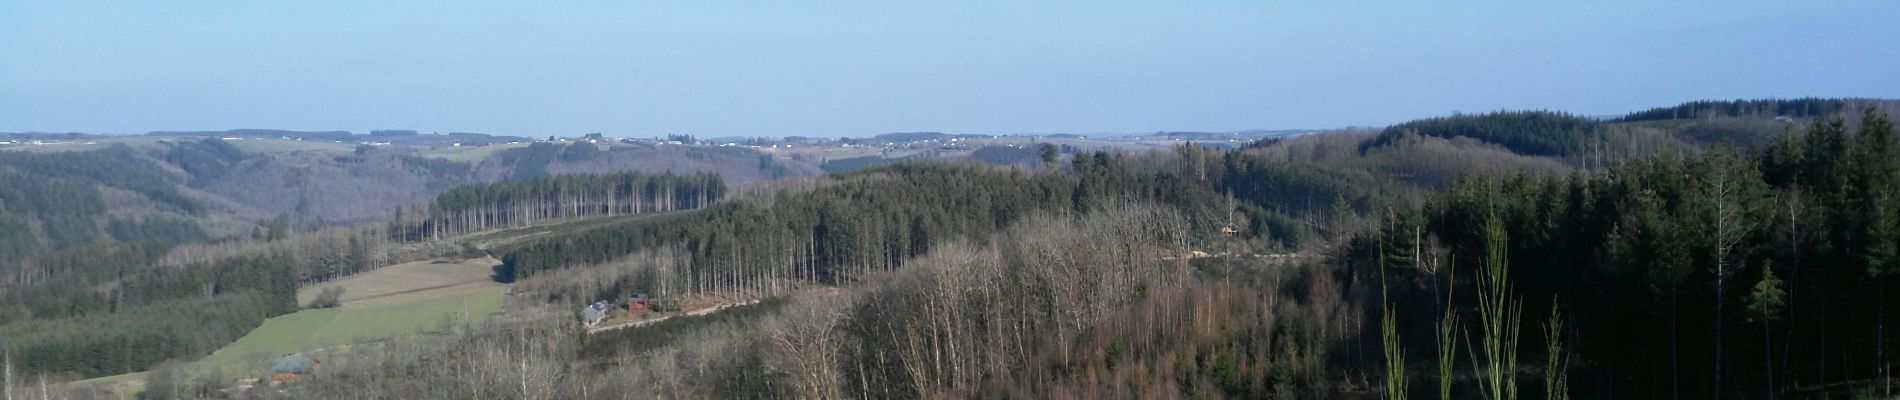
[[2, 1, 1896, 137]]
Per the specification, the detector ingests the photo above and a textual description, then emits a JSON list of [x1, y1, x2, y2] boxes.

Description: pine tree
[[1695, 146, 1765, 398], [1854, 107, 1898, 395], [1381, 242, 1408, 400], [1544, 302, 1571, 400], [1471, 199, 1522, 400], [1748, 262, 1788, 398]]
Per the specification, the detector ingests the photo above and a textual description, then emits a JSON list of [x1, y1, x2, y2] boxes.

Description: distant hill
[[0, 132, 104, 140], [1362, 110, 1600, 157], [1357, 98, 1899, 159], [871, 132, 949, 142], [1617, 98, 1852, 122], [151, 129, 357, 142], [146, 129, 532, 147], [480, 142, 816, 183]]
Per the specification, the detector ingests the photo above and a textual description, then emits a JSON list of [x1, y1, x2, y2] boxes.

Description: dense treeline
[[497, 158, 1295, 294], [0, 215, 37, 284], [1193, 145, 1395, 225], [0, 145, 216, 279], [107, 217, 208, 248], [389, 171, 724, 241], [1363, 111, 1601, 157], [0, 145, 199, 214], [3, 250, 298, 323], [1, 253, 298, 378], [0, 171, 104, 252], [0, 222, 417, 379], [820, 155, 902, 173], [968, 145, 1041, 166], [2, 243, 166, 322], [161, 225, 450, 286], [495, 142, 598, 178], [1619, 98, 1848, 122], [160, 138, 247, 186], [0, 292, 282, 379], [1357, 108, 1898, 397]]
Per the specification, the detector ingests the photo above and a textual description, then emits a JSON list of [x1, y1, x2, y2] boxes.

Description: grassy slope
[[297, 259, 501, 308], [197, 288, 502, 371], [203, 258, 506, 371]]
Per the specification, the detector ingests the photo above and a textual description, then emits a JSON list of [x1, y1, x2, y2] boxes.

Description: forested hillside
[[0, 145, 211, 285], [252, 103, 1900, 400], [1364, 111, 1603, 157], [0, 138, 748, 382], [10, 99, 1900, 399], [198, 151, 476, 224], [479, 142, 814, 183], [1345, 107, 1898, 398], [1617, 98, 1855, 122]]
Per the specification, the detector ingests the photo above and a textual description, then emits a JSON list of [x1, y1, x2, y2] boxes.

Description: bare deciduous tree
[[766, 295, 851, 399]]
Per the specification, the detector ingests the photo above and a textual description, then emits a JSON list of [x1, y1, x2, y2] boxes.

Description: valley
[[4, 99, 1899, 399]]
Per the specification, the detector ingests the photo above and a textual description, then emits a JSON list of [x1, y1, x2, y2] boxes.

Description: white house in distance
[[582, 301, 609, 326]]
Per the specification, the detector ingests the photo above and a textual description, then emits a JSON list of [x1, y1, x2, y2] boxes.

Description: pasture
[[202, 258, 506, 373], [197, 288, 503, 371]]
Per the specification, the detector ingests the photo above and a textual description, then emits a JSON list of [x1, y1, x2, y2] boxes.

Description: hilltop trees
[[390, 171, 724, 241], [1363, 111, 1601, 157], [1618, 98, 1849, 122], [1355, 107, 1899, 398]]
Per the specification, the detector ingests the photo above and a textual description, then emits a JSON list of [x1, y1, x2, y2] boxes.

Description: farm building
[[582, 301, 610, 326], [627, 293, 650, 313], [269, 355, 320, 383]]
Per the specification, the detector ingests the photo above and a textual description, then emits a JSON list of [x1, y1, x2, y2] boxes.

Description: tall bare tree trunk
[[3, 351, 12, 400], [1700, 153, 1755, 399]]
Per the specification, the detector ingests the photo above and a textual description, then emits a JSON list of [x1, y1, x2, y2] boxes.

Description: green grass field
[[197, 287, 502, 371]]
